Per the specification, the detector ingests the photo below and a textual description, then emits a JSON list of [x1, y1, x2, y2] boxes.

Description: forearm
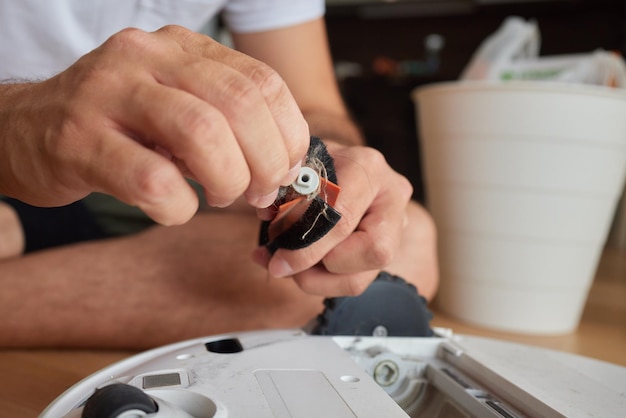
[[233, 19, 363, 147], [303, 108, 365, 147], [0, 212, 323, 349]]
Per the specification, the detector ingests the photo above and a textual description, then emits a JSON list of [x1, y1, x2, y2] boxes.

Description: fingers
[[318, 170, 411, 274], [83, 127, 200, 225], [251, 248, 379, 298], [161, 26, 309, 169], [292, 265, 380, 297], [150, 26, 309, 207], [259, 144, 414, 296], [20, 25, 310, 224], [116, 80, 250, 208]]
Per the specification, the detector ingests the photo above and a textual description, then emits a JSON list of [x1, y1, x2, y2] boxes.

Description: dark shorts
[[1, 197, 110, 253]]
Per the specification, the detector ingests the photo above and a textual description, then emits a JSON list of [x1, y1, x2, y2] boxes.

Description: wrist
[[304, 111, 365, 147]]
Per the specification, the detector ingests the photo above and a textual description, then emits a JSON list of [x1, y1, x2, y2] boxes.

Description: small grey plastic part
[[292, 166, 320, 196]]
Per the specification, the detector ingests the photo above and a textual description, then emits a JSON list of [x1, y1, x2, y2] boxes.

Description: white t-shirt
[[0, 0, 324, 79]]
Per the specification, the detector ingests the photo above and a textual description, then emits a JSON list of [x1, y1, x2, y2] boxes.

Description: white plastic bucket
[[414, 81, 626, 334]]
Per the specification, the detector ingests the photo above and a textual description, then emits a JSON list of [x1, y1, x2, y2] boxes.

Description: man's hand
[[253, 141, 438, 298], [0, 25, 309, 225]]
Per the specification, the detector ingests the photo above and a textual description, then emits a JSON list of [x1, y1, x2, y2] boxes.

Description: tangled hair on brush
[[259, 136, 342, 254]]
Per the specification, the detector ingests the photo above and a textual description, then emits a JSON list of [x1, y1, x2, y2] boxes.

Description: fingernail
[[251, 247, 270, 267], [256, 206, 278, 221], [249, 189, 279, 209], [270, 256, 293, 278], [281, 161, 303, 186]]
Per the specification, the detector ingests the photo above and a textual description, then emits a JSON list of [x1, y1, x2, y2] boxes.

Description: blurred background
[[325, 0, 625, 211], [323, 0, 626, 358]]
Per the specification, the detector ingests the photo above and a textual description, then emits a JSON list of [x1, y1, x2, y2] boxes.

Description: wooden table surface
[[2, 246, 625, 417]]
